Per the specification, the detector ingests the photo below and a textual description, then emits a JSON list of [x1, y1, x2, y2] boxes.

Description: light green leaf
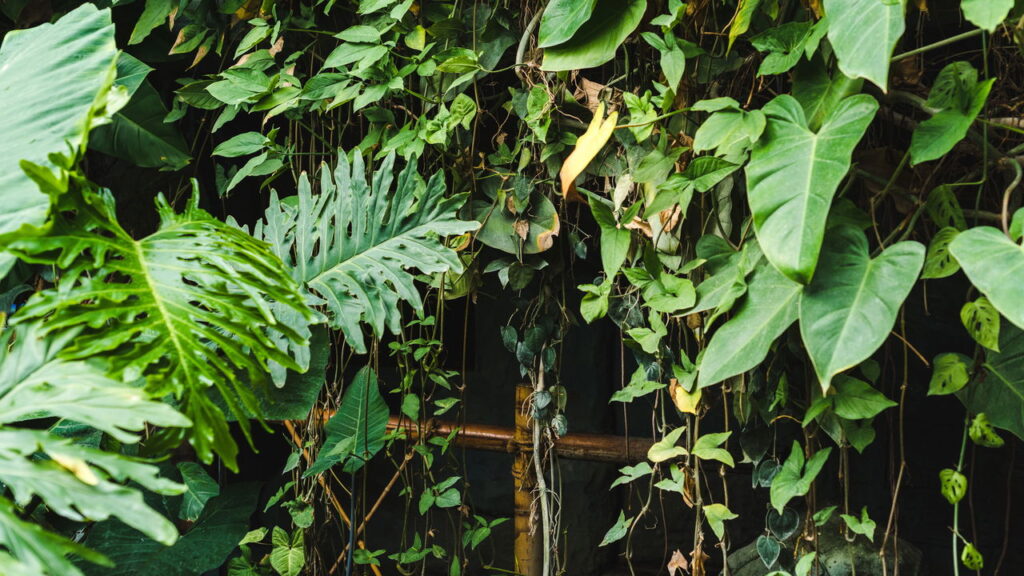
[[922, 227, 961, 279], [0, 4, 118, 275], [949, 227, 1024, 331], [911, 78, 994, 165], [648, 426, 688, 463], [256, 151, 477, 353], [799, 226, 924, 391], [704, 503, 738, 540], [270, 527, 305, 576], [962, 0, 1013, 31], [928, 353, 972, 396], [699, 262, 802, 388], [961, 296, 1000, 351], [589, 197, 631, 279], [599, 511, 633, 547], [747, 94, 878, 284], [770, 442, 831, 513], [129, 0, 173, 45], [307, 367, 389, 476], [823, 0, 905, 91], [728, 0, 762, 50], [961, 542, 984, 570], [968, 413, 1005, 448], [839, 507, 876, 542], [692, 431, 734, 467], [541, 0, 646, 71], [537, 0, 598, 48], [939, 468, 967, 504], [610, 462, 653, 489]]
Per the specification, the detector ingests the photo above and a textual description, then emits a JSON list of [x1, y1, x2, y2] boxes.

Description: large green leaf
[[959, 324, 1024, 440], [0, 4, 118, 275], [91, 81, 191, 170], [306, 366, 389, 476], [950, 226, 1024, 330], [698, 261, 802, 389], [537, 0, 598, 48], [823, 0, 905, 91], [746, 94, 878, 284], [81, 483, 259, 576], [8, 190, 314, 470], [0, 322, 189, 575], [255, 151, 477, 353], [962, 0, 1013, 31], [540, 0, 646, 71], [910, 77, 994, 165], [799, 226, 924, 391]]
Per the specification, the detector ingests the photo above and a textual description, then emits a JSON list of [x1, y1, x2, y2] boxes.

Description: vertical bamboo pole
[[513, 383, 540, 576]]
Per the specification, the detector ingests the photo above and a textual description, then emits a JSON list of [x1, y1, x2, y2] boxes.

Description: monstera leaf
[[800, 226, 924, 391], [0, 322, 189, 576], [8, 189, 313, 470], [823, 0, 905, 91], [255, 151, 478, 353], [0, 4, 119, 276], [746, 94, 878, 284]]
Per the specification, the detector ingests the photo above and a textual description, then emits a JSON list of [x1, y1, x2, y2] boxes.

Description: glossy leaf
[[747, 95, 878, 284], [541, 0, 646, 71], [699, 262, 802, 388], [949, 227, 1024, 330], [800, 226, 924, 391], [0, 4, 118, 275], [537, 0, 597, 48], [823, 0, 905, 91]]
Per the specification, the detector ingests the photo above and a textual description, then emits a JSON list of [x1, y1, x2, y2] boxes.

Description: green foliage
[[306, 366, 388, 476], [770, 442, 831, 513], [540, 0, 646, 71]]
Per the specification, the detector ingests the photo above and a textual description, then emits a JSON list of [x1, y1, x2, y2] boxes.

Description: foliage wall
[[0, 0, 1023, 575]]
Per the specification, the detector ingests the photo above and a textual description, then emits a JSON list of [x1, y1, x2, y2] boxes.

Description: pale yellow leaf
[[560, 102, 618, 201]]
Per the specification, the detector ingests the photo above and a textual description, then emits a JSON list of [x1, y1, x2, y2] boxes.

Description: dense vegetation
[[0, 0, 1023, 575]]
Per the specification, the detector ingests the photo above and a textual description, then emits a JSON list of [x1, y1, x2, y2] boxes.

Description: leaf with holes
[[950, 226, 1024, 330], [928, 353, 972, 396], [962, 297, 1000, 352], [939, 468, 967, 504], [922, 227, 960, 279]]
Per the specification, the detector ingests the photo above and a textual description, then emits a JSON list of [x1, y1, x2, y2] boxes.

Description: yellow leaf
[[560, 102, 618, 202], [669, 379, 702, 414], [51, 453, 99, 486]]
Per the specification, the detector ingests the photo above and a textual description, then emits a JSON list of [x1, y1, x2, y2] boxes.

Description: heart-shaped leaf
[[800, 226, 924, 392], [699, 261, 802, 388], [961, 296, 1000, 352], [767, 507, 800, 541], [949, 226, 1024, 330], [939, 468, 967, 504], [962, 0, 1013, 32], [756, 534, 781, 568], [747, 94, 878, 284], [928, 353, 972, 396], [823, 0, 905, 91]]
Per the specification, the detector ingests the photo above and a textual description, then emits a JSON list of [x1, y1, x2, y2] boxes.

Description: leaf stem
[[890, 29, 984, 63]]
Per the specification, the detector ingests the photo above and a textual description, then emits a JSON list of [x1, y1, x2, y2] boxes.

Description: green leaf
[[611, 368, 665, 403], [0, 4, 118, 275], [792, 57, 864, 132], [307, 367, 389, 476], [692, 100, 766, 157], [922, 227, 961, 279], [747, 95, 878, 284], [939, 468, 967, 504], [968, 413, 1005, 448], [537, 0, 598, 48], [770, 442, 831, 513], [540, 0, 646, 71], [839, 507, 876, 542], [795, 552, 817, 576], [336, 25, 382, 43], [647, 426, 688, 463], [961, 542, 984, 570], [598, 511, 633, 547], [831, 377, 896, 419], [589, 198, 632, 279], [9, 190, 313, 471], [213, 132, 269, 158], [257, 151, 477, 353], [270, 528, 305, 576], [960, 323, 1024, 440], [823, 0, 905, 91], [83, 482, 259, 576], [728, 0, 762, 50], [962, 0, 1013, 31], [703, 503, 738, 540], [692, 431, 734, 467], [757, 535, 781, 568], [910, 78, 994, 165], [177, 463, 219, 522], [799, 226, 924, 391], [961, 296, 1000, 352], [699, 262, 802, 388], [0, 501, 107, 576], [610, 462, 653, 489], [928, 353, 972, 396], [91, 81, 191, 170], [950, 227, 1024, 331], [130, 0, 173, 45]]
